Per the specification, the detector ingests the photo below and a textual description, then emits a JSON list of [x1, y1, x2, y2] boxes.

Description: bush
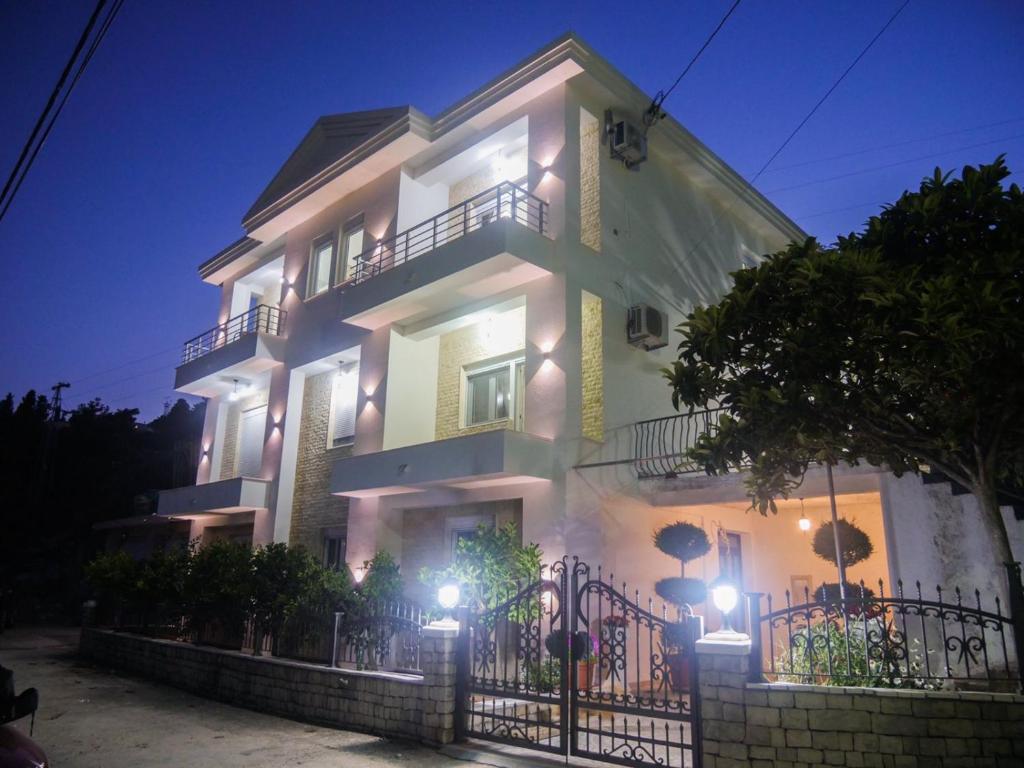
[[812, 519, 873, 568], [84, 550, 139, 620], [653, 522, 712, 567], [418, 522, 542, 617], [182, 540, 253, 637], [358, 550, 403, 605], [654, 576, 707, 609]]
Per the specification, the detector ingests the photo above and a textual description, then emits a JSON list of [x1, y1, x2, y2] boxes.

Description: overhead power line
[[643, 0, 743, 129], [0, 0, 124, 223], [750, 0, 911, 183], [764, 132, 1024, 195], [764, 116, 1024, 174], [70, 342, 180, 386]]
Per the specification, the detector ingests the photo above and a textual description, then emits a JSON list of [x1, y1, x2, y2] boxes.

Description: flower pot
[[577, 659, 596, 690]]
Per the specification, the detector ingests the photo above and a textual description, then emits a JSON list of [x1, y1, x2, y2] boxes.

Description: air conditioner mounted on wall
[[627, 304, 668, 351]]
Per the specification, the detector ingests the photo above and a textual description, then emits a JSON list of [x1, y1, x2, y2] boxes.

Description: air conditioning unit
[[610, 119, 647, 169], [627, 304, 668, 351]]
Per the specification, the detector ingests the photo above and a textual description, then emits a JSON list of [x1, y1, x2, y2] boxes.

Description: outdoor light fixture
[[353, 566, 365, 584], [228, 379, 240, 402], [437, 582, 460, 611], [798, 498, 811, 532], [710, 576, 739, 634]]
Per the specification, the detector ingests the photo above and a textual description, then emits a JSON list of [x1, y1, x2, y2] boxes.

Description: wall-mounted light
[[228, 379, 240, 402], [353, 566, 365, 584], [201, 445, 210, 460]]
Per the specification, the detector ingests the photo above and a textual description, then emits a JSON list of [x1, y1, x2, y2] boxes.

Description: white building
[[156, 34, 1023, 613]]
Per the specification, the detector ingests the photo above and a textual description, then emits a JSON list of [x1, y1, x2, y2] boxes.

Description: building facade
[[156, 34, 1023, 615]]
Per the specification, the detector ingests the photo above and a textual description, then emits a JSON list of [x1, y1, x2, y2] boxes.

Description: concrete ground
[[0, 626, 493, 768]]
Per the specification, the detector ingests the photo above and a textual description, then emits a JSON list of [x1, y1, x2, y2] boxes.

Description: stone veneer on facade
[[579, 108, 601, 252], [289, 370, 350, 553], [698, 641, 1024, 768], [581, 295, 604, 442], [80, 627, 457, 746], [434, 306, 526, 441]]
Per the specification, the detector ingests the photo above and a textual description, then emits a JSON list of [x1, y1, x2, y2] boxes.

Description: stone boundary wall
[[698, 639, 1024, 768], [79, 626, 457, 745]]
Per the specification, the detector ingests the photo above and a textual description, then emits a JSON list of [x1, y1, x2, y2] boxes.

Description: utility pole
[[826, 463, 848, 599], [50, 381, 70, 422]]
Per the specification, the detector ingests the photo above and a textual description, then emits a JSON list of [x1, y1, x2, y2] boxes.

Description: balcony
[[330, 430, 554, 498], [341, 182, 553, 330], [157, 476, 272, 518], [175, 305, 286, 397]]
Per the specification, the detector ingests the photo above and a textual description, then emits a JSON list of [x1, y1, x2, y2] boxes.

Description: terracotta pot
[[665, 650, 691, 692], [577, 659, 596, 689]]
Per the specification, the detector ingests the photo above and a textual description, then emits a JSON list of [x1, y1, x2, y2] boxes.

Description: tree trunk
[[973, 478, 1014, 569]]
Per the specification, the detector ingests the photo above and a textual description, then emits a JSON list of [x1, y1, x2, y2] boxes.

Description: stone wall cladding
[[699, 647, 1024, 768], [579, 109, 601, 252], [434, 306, 525, 441], [289, 370, 350, 552], [79, 627, 457, 746], [581, 296, 604, 442]]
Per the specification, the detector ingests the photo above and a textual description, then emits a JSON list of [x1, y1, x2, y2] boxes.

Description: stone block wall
[[289, 369, 351, 553], [434, 306, 525, 441], [579, 107, 601, 252], [698, 639, 1024, 768], [79, 626, 457, 745]]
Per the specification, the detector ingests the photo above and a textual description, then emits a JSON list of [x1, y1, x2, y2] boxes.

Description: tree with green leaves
[[664, 157, 1024, 566]]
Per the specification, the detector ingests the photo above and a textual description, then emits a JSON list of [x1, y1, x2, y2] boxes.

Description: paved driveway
[[0, 627, 489, 768]]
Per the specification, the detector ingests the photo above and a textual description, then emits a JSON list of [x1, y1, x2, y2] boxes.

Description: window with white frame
[[308, 236, 335, 298], [464, 356, 525, 429], [328, 362, 359, 448], [337, 219, 365, 284]]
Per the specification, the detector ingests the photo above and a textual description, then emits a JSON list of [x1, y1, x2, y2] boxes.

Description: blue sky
[[1, 1, 1021, 419]]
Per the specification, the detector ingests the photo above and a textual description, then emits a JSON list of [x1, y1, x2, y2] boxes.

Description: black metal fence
[[633, 409, 723, 479], [351, 181, 548, 285], [333, 600, 426, 672], [181, 304, 286, 363], [748, 566, 1024, 691]]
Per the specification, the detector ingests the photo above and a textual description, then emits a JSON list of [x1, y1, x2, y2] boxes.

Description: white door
[[237, 405, 267, 477]]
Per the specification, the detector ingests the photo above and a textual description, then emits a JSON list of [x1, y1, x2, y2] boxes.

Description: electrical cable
[[0, 0, 124, 222], [750, 0, 910, 183], [70, 343, 181, 386], [764, 116, 1024, 174], [643, 0, 743, 129], [764, 132, 1024, 195]]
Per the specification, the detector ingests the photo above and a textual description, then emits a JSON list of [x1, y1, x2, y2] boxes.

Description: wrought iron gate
[[456, 558, 702, 768]]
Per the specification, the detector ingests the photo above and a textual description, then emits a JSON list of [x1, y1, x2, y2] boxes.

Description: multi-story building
[[155, 34, 1022, 610]]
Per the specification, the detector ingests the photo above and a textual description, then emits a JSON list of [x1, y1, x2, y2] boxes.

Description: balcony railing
[[633, 408, 724, 479], [181, 304, 286, 364], [351, 181, 548, 285]]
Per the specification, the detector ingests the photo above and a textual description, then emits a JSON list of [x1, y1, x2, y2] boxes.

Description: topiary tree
[[653, 522, 711, 610], [812, 519, 873, 569]]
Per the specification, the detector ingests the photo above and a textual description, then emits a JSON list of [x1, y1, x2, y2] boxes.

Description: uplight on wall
[[353, 566, 365, 584]]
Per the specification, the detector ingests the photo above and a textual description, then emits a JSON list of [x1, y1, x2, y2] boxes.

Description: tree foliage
[[812, 519, 874, 568], [652, 522, 711, 610], [663, 157, 1024, 563], [418, 522, 543, 615]]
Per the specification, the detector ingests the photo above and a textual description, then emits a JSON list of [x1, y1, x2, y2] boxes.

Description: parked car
[[0, 725, 47, 768]]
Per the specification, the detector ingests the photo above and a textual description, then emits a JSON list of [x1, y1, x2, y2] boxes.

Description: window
[[308, 237, 335, 297], [328, 362, 359, 448], [237, 405, 267, 477], [323, 535, 345, 572], [465, 357, 525, 428], [338, 222, 365, 284]]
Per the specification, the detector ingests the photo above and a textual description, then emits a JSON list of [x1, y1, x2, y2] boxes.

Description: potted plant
[[653, 521, 711, 692], [544, 630, 596, 689], [578, 632, 599, 690], [811, 518, 875, 615]]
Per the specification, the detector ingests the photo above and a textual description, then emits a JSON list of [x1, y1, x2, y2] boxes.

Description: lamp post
[[437, 581, 461, 627]]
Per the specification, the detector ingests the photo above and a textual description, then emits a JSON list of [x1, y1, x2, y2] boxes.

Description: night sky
[[1, 1, 1021, 419]]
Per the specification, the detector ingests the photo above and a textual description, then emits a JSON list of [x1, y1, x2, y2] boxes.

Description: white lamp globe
[[437, 583, 460, 611], [711, 581, 739, 615]]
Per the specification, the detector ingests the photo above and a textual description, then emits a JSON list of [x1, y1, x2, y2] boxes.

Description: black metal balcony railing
[[633, 408, 724, 479], [350, 181, 548, 285], [181, 304, 286, 364]]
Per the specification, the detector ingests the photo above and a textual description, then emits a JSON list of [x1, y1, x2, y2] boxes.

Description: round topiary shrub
[[654, 577, 708, 608], [653, 522, 712, 570], [812, 519, 874, 568]]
